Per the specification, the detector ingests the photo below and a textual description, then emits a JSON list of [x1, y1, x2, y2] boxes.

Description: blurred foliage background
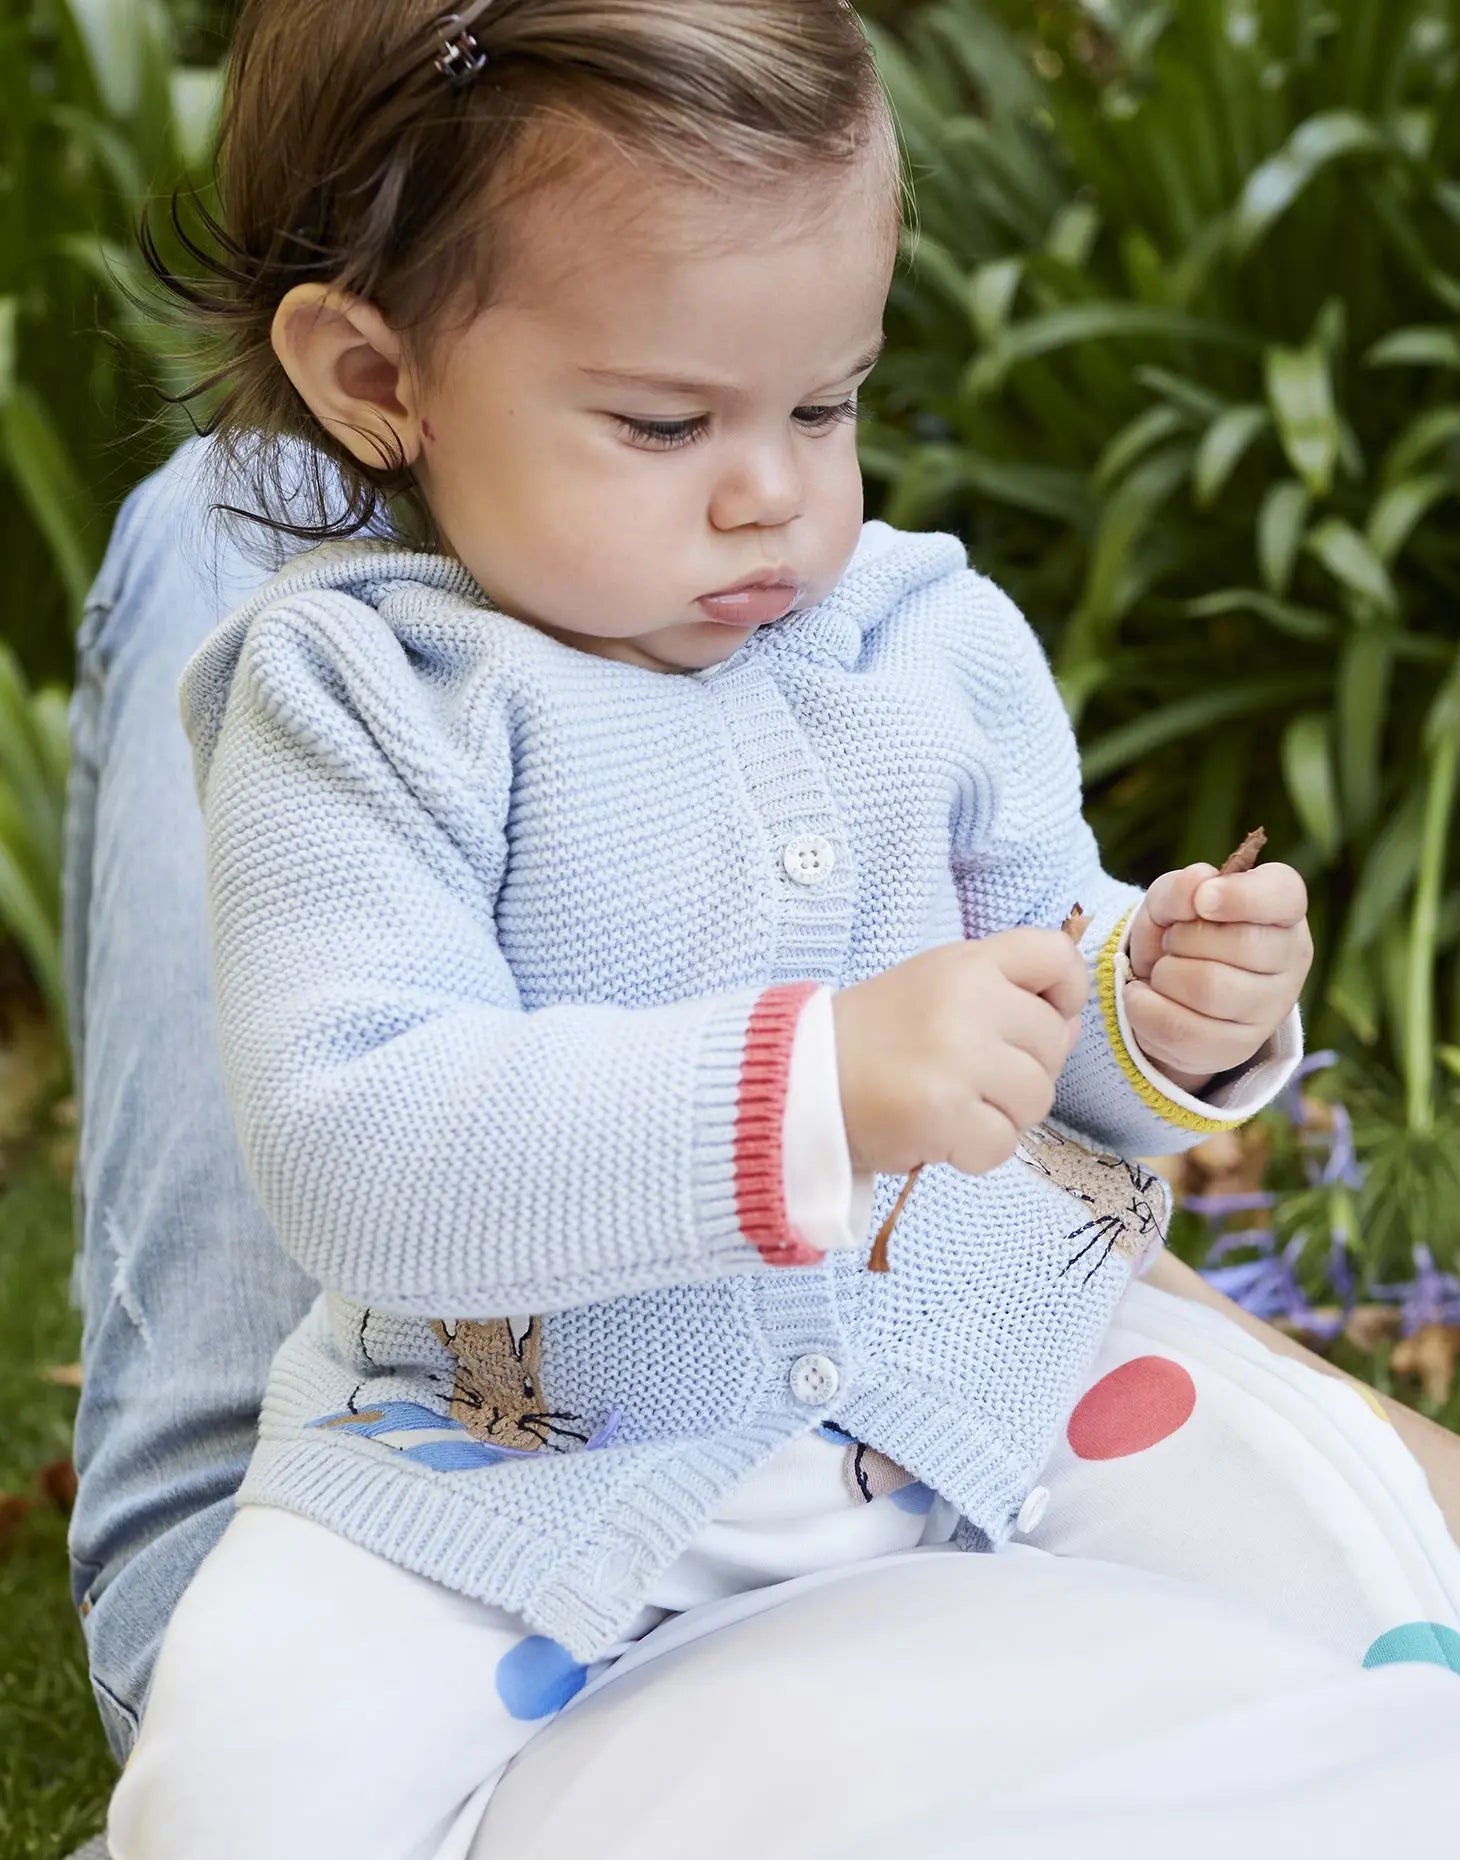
[[2, 0, 1459, 1304]]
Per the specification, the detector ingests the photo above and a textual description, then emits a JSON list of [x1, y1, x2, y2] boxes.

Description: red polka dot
[[1067, 1355, 1196, 1460]]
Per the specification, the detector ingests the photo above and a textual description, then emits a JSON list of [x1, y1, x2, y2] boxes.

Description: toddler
[[109, 2, 1309, 1854]]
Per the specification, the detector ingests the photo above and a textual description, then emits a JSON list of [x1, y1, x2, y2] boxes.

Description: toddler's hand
[[1126, 863, 1312, 1093], [832, 930, 1089, 1178]]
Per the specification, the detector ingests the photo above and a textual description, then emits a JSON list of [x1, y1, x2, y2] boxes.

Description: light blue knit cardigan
[[180, 521, 1266, 1661]]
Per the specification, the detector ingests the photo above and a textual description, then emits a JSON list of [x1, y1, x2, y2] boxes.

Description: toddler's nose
[[709, 441, 804, 532]]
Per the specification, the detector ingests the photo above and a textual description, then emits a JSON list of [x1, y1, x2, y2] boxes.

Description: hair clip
[[434, 12, 490, 87]]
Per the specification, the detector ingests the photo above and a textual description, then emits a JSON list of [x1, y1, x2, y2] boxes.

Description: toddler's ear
[[271, 282, 424, 471]]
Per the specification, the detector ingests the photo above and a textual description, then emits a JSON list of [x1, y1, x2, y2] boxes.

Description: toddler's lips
[[696, 582, 800, 627]]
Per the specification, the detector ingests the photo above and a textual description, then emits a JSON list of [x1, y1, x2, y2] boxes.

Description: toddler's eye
[[612, 415, 707, 451], [793, 398, 860, 432]]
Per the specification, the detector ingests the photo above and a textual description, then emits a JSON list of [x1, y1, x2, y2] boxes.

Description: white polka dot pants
[[105, 1430, 950, 1860], [107, 1287, 1460, 1859], [1024, 1280, 1460, 1673]]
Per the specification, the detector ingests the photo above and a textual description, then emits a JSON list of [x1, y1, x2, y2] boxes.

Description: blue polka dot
[[889, 1480, 936, 1514], [1363, 1622, 1460, 1674], [495, 1635, 590, 1720]]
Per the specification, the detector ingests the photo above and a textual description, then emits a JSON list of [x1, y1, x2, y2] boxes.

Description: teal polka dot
[[1362, 1622, 1460, 1674], [495, 1635, 589, 1719]]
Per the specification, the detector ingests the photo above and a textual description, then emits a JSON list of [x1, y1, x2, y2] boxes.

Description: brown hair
[[143, 0, 897, 555]]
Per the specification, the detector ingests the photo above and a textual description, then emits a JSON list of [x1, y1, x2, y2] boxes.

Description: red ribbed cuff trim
[[734, 981, 823, 1267]]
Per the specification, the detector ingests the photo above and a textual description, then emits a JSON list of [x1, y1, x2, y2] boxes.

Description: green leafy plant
[[0, 0, 220, 1020], [0, 647, 69, 1040], [864, 0, 1460, 1215], [1, 0, 222, 676]]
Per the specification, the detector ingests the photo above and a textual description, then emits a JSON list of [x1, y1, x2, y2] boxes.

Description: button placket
[[700, 658, 856, 984]]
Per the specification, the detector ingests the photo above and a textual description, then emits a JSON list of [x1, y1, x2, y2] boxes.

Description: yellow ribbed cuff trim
[[1096, 912, 1236, 1136]]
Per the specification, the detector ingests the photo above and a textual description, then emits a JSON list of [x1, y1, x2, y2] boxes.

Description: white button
[[789, 1353, 840, 1404], [782, 834, 836, 886], [1016, 1486, 1050, 1534]]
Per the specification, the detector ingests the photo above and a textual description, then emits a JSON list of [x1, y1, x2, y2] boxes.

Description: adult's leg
[[63, 436, 317, 1760], [1146, 1249, 1460, 1539], [1022, 1269, 1460, 1665], [475, 1545, 1460, 1860]]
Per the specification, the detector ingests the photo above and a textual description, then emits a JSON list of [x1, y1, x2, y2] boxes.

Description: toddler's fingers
[[1148, 954, 1278, 1026], [997, 989, 1079, 1081], [1124, 979, 1265, 1077], [1141, 864, 1219, 931], [980, 1045, 1059, 1134], [986, 928, 1089, 1021], [1193, 863, 1308, 927], [1162, 918, 1299, 974], [946, 1103, 1020, 1177]]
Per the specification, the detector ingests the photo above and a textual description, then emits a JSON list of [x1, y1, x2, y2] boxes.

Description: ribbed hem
[[834, 1383, 1035, 1548], [239, 1418, 808, 1667], [735, 982, 821, 1265]]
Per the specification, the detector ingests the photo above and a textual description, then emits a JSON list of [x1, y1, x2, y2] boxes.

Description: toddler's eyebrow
[[581, 335, 885, 398]]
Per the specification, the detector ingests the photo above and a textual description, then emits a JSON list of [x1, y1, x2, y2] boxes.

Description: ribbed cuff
[[1102, 911, 1305, 1132], [734, 982, 822, 1265]]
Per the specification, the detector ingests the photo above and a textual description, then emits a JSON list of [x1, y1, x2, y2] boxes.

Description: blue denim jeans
[[63, 436, 320, 1761]]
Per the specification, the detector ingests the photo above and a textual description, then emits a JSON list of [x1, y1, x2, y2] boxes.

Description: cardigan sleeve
[[944, 573, 1302, 1158], [184, 595, 821, 1318]]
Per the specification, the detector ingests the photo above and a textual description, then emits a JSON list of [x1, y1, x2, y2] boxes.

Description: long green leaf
[[1258, 480, 1312, 594], [1380, 404, 1460, 486], [1306, 518, 1398, 614], [1193, 403, 1271, 507], [0, 386, 101, 625], [965, 303, 1253, 397], [1366, 326, 1460, 369], [1185, 588, 1335, 642], [1266, 341, 1341, 496], [1407, 661, 1460, 1129], [1232, 111, 1395, 254], [1082, 676, 1323, 784], [1348, 785, 1425, 948], [1367, 473, 1455, 564], [1282, 711, 1342, 858], [1093, 403, 1189, 491]]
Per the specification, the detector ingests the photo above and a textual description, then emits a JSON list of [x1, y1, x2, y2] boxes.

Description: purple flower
[[1184, 1191, 1275, 1217], [1319, 1100, 1363, 1189], [1200, 1232, 1343, 1339], [1280, 1050, 1341, 1125], [1374, 1248, 1460, 1336]]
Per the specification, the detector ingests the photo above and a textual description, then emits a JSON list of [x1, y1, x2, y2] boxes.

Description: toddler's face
[[410, 140, 897, 673]]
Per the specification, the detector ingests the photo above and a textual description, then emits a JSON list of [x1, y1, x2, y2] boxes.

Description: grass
[[0, 1120, 116, 1860]]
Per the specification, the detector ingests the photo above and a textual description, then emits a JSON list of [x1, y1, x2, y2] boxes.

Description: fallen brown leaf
[[1390, 1324, 1460, 1408], [1269, 1306, 1343, 1351], [1344, 1304, 1403, 1354], [35, 1458, 77, 1511]]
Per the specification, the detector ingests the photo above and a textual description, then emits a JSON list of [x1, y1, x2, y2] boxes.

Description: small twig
[[863, 828, 1267, 1276], [1220, 827, 1267, 876], [868, 905, 1091, 1274]]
